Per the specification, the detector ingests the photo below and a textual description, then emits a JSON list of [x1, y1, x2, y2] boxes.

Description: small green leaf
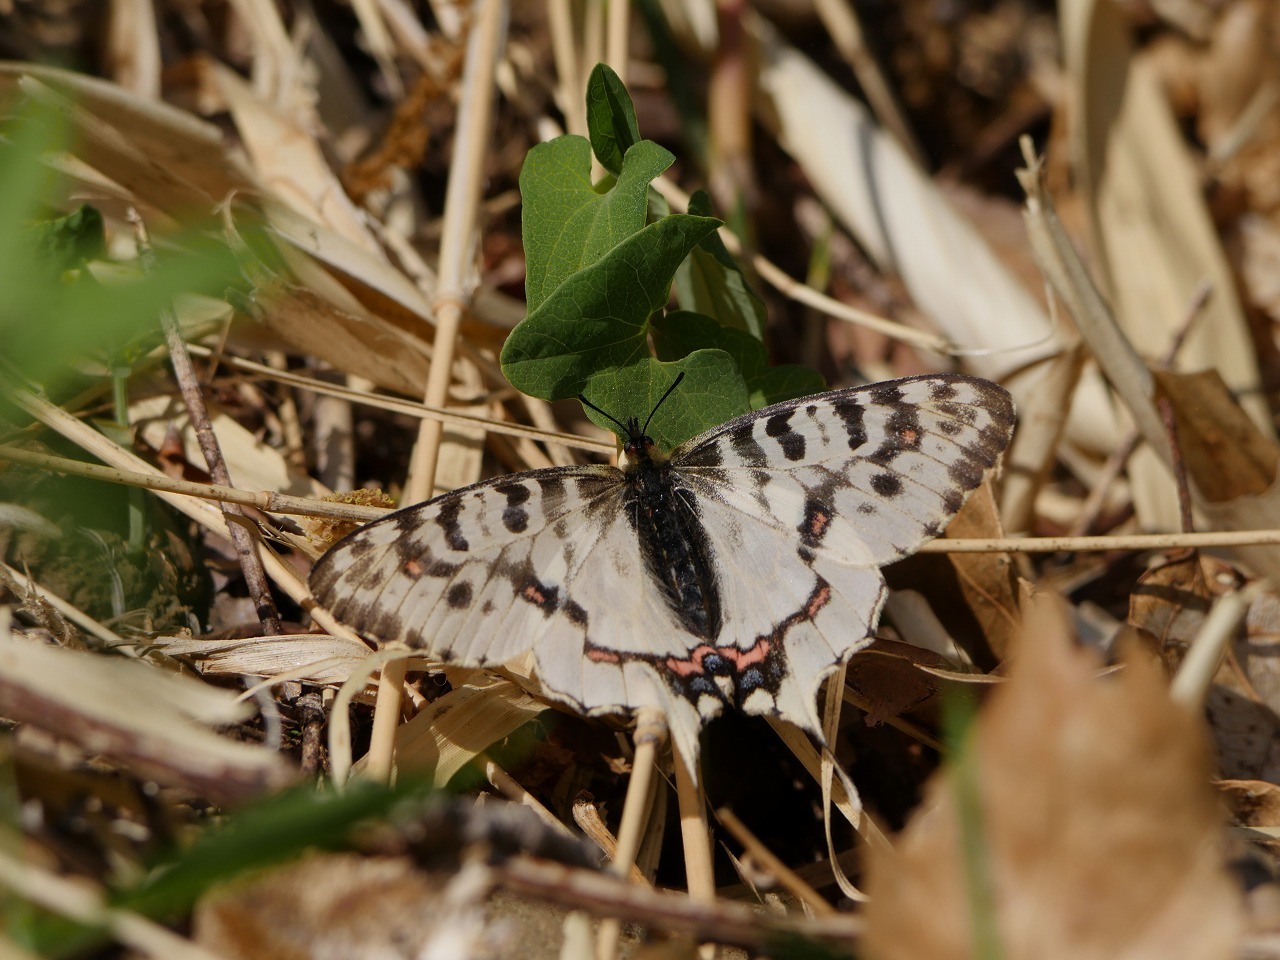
[[585, 63, 641, 176], [748, 364, 827, 408], [118, 778, 430, 920], [651, 310, 824, 408], [501, 213, 721, 400], [521, 135, 673, 312], [673, 190, 766, 339], [26, 203, 106, 275], [652, 309, 764, 375], [580, 350, 749, 451], [22, 778, 434, 955]]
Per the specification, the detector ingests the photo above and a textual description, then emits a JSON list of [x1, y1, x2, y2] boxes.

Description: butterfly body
[[621, 424, 722, 641], [310, 374, 1015, 771]]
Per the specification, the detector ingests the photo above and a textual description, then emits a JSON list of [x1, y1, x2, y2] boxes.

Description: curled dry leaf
[[1154, 368, 1280, 583], [942, 482, 1021, 662], [1127, 550, 1214, 671], [864, 592, 1242, 960]]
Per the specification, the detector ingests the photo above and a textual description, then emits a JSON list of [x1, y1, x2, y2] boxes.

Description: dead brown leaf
[[1127, 550, 1214, 670], [944, 481, 1021, 661], [864, 592, 1242, 960]]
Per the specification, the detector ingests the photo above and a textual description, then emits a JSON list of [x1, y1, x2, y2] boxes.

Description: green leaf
[[672, 190, 766, 339], [501, 213, 721, 400], [520, 135, 674, 313], [0, 106, 244, 392], [585, 63, 641, 176], [651, 311, 824, 408], [26, 203, 106, 276], [580, 351, 749, 452], [119, 779, 428, 919], [748, 364, 827, 409]]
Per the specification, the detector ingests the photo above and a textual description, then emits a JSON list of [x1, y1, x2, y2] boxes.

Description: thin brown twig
[[0, 444, 386, 522], [128, 210, 282, 635], [363, 0, 508, 784], [673, 743, 717, 959], [598, 708, 665, 960], [183, 343, 614, 454], [716, 806, 837, 917], [1066, 280, 1211, 538], [11, 440, 1280, 555], [497, 856, 863, 952], [1158, 394, 1195, 534]]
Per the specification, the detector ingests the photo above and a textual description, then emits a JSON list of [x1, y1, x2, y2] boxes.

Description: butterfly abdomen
[[624, 455, 723, 640]]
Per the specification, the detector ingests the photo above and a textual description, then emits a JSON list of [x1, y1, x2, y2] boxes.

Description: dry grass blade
[[0, 610, 291, 802]]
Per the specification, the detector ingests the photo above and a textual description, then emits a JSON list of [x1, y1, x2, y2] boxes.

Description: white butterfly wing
[[671, 374, 1015, 733], [310, 465, 706, 726], [311, 373, 1014, 769]]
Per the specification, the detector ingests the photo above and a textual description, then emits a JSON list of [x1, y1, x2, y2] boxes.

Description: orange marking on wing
[[808, 510, 830, 538], [728, 639, 770, 669], [666, 645, 715, 677], [805, 584, 832, 619]]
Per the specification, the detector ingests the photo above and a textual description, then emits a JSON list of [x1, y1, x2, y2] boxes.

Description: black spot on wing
[[765, 410, 806, 461], [799, 497, 833, 547], [935, 401, 977, 425], [949, 456, 984, 491], [446, 582, 473, 608], [871, 472, 903, 498], [930, 380, 959, 401], [869, 383, 905, 405], [495, 480, 532, 533], [942, 488, 964, 517], [371, 609, 404, 645], [684, 440, 722, 469], [344, 536, 374, 560], [729, 425, 769, 467], [435, 498, 469, 552], [536, 474, 566, 498], [870, 406, 922, 466], [427, 557, 461, 578], [832, 398, 867, 452]]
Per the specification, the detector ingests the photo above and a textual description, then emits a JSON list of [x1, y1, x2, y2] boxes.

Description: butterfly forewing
[[309, 373, 1015, 775]]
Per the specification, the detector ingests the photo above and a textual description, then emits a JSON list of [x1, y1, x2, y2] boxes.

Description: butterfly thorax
[[620, 420, 723, 640]]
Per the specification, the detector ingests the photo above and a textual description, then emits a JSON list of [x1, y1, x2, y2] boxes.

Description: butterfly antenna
[[642, 372, 685, 436], [577, 393, 631, 434], [578, 372, 686, 438]]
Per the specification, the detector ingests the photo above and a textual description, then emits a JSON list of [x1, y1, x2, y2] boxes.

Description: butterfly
[[309, 374, 1015, 774]]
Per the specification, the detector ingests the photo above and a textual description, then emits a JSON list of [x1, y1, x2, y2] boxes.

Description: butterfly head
[[579, 373, 685, 471], [618, 415, 668, 470]]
